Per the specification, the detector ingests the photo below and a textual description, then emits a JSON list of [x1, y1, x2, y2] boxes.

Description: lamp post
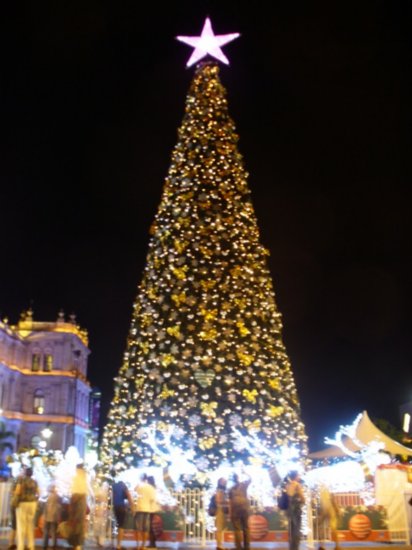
[[40, 424, 53, 451]]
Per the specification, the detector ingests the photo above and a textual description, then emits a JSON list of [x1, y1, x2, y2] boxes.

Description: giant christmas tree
[[101, 23, 307, 477]]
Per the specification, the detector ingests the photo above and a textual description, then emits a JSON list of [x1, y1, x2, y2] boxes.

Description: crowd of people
[[7, 465, 160, 550], [210, 470, 339, 550], [8, 463, 94, 550], [7, 465, 340, 550]]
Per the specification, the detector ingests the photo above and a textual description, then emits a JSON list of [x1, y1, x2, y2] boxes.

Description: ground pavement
[[0, 539, 409, 550], [0, 529, 408, 550]]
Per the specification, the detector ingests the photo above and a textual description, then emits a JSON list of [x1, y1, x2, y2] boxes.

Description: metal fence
[[0, 483, 410, 546]]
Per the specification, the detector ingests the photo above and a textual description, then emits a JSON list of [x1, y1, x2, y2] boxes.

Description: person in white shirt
[[134, 474, 156, 550]]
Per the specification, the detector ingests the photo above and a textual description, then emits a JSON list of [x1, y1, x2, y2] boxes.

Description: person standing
[[68, 463, 93, 550], [285, 471, 305, 550], [215, 477, 228, 550], [134, 474, 156, 550], [42, 483, 62, 550], [14, 467, 39, 550], [8, 471, 23, 550], [319, 485, 340, 550], [146, 476, 159, 549], [111, 471, 134, 550], [228, 472, 251, 550]]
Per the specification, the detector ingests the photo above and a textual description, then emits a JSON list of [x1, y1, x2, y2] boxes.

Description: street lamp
[[41, 425, 53, 439]]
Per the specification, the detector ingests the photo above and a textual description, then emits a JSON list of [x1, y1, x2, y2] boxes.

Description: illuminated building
[[0, 309, 91, 457]]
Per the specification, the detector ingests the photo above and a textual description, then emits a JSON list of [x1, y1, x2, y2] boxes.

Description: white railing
[[172, 488, 214, 544], [1, 482, 410, 546]]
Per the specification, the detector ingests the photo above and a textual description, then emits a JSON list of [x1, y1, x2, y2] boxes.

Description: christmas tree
[[101, 37, 307, 476]]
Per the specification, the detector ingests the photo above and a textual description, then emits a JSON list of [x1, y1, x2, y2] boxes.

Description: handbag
[[57, 521, 71, 539]]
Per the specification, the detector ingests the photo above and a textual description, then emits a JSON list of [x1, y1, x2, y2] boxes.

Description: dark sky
[[0, 2, 410, 450]]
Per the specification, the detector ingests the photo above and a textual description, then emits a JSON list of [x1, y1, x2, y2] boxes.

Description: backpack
[[208, 493, 217, 516], [278, 489, 289, 511]]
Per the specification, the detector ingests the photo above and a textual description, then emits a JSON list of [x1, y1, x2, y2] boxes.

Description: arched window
[[43, 353, 53, 372], [32, 353, 41, 372], [33, 390, 45, 414]]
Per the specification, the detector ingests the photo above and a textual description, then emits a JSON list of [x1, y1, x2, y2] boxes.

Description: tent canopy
[[309, 410, 412, 459]]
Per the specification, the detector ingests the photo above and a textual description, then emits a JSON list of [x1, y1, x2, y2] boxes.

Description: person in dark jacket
[[228, 473, 251, 550], [111, 471, 134, 550]]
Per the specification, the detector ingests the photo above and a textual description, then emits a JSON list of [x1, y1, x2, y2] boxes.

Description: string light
[[101, 62, 307, 478]]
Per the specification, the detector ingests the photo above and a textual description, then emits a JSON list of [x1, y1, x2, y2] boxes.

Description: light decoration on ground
[[306, 414, 391, 498], [128, 422, 306, 517], [7, 446, 88, 499]]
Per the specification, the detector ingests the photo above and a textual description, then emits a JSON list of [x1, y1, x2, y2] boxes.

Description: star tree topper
[[176, 17, 240, 67]]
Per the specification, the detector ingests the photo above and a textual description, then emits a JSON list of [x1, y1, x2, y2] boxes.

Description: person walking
[[134, 474, 156, 550], [228, 472, 251, 550], [42, 483, 62, 550], [14, 467, 39, 550], [285, 471, 305, 550], [215, 477, 228, 550], [111, 471, 134, 550]]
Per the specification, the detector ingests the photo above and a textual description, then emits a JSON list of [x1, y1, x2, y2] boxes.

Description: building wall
[[0, 312, 91, 458]]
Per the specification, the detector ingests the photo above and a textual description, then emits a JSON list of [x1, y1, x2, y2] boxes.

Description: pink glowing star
[[176, 17, 240, 67]]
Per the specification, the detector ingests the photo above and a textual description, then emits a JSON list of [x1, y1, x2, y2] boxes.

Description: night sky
[[0, 2, 410, 450]]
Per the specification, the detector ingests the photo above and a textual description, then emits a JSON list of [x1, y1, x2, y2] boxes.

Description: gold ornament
[[236, 320, 250, 336], [199, 436, 216, 450], [139, 341, 150, 354], [156, 421, 169, 432], [159, 385, 175, 399], [200, 307, 218, 321], [268, 379, 280, 390], [171, 292, 186, 306], [166, 325, 181, 338], [141, 313, 153, 327], [200, 279, 216, 290], [161, 354, 174, 367], [174, 239, 189, 253], [147, 287, 157, 300], [243, 389, 258, 403], [200, 401, 218, 418], [267, 405, 284, 418], [199, 328, 217, 341], [172, 266, 188, 280], [230, 266, 242, 278], [245, 419, 261, 433], [237, 350, 254, 366]]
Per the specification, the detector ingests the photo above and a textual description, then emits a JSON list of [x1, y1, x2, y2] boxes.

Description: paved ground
[[0, 530, 409, 550], [0, 541, 409, 550]]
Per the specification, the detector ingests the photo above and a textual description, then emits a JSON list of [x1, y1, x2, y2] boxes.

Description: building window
[[43, 354, 53, 372], [34, 390, 45, 414], [32, 354, 41, 372]]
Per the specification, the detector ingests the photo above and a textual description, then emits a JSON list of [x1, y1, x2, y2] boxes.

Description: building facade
[[0, 309, 91, 457]]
